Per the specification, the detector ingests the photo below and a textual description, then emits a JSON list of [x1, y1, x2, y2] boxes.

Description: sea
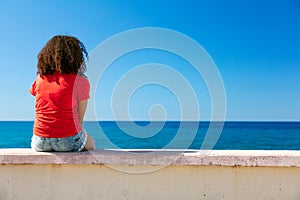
[[0, 121, 299, 150]]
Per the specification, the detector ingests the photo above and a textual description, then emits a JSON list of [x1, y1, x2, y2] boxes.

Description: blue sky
[[0, 0, 299, 121]]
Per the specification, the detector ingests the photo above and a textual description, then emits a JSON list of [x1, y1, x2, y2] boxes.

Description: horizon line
[[0, 120, 300, 122]]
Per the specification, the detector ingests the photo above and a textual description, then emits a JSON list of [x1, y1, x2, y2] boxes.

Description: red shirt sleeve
[[30, 80, 36, 96], [76, 76, 90, 101]]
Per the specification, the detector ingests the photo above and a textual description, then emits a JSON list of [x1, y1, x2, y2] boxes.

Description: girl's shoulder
[[74, 74, 90, 86], [75, 74, 88, 81]]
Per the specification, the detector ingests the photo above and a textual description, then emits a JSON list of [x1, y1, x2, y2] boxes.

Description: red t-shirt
[[30, 71, 90, 138]]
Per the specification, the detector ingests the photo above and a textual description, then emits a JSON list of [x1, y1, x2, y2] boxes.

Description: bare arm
[[78, 100, 88, 125]]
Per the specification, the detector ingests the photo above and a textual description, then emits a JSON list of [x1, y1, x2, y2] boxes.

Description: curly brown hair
[[37, 35, 88, 75]]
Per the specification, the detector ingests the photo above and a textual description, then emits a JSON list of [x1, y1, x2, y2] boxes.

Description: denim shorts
[[31, 130, 87, 152]]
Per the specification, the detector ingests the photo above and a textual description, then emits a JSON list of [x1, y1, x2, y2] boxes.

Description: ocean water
[[0, 121, 299, 150]]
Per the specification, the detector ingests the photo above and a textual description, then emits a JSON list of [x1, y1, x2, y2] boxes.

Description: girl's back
[[30, 71, 89, 138]]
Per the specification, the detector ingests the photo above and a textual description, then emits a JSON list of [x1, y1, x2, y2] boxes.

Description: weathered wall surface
[[0, 149, 299, 200]]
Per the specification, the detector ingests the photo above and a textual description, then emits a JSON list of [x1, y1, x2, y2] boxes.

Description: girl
[[30, 35, 95, 151]]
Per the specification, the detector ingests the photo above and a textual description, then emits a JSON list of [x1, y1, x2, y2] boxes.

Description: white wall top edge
[[0, 149, 299, 167]]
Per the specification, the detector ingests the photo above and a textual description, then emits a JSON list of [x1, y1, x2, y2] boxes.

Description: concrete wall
[[0, 149, 300, 200]]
